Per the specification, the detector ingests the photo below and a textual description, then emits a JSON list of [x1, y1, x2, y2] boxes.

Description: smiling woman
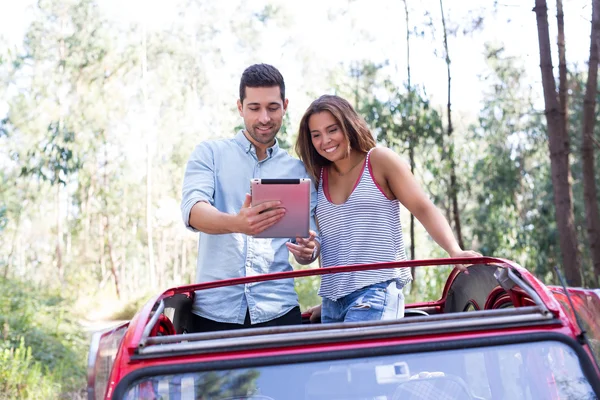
[[294, 94, 481, 324]]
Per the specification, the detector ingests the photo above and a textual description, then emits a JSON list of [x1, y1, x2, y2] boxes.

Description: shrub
[[0, 277, 86, 399]]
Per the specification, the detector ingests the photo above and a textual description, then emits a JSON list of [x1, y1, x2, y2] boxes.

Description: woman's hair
[[296, 95, 376, 183]]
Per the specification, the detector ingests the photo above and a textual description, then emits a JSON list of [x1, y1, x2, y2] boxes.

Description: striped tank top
[[317, 148, 412, 301]]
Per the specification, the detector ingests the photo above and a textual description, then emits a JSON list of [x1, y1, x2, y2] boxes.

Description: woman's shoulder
[[369, 146, 395, 159], [368, 146, 404, 169]]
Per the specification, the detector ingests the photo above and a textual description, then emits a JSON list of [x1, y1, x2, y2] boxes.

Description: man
[[181, 63, 320, 332]]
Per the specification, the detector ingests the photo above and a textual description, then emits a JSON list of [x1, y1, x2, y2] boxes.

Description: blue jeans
[[321, 280, 405, 323]]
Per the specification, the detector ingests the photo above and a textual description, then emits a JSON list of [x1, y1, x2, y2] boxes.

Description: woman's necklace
[[332, 156, 365, 176]]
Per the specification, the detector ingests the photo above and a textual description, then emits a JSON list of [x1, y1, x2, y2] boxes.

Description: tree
[[402, 0, 417, 264], [533, 0, 582, 286], [467, 45, 557, 280], [438, 0, 464, 250], [402, 0, 420, 289], [580, 0, 600, 285], [557, 0, 568, 137]]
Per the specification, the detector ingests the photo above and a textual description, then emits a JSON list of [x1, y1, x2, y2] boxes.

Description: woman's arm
[[370, 147, 480, 258]]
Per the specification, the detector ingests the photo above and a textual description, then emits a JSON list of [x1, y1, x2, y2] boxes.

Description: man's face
[[237, 86, 288, 148]]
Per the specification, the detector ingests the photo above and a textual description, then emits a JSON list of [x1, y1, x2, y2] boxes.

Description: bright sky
[[0, 0, 593, 119]]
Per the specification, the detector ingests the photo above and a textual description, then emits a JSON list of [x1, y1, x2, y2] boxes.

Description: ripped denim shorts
[[321, 279, 405, 323]]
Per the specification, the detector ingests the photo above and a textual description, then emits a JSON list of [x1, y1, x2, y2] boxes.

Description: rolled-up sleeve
[[181, 143, 215, 232]]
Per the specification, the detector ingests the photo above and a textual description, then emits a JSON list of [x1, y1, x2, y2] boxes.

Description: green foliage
[[277, 112, 294, 151], [0, 338, 59, 399], [362, 81, 444, 153], [0, 277, 86, 398], [463, 44, 562, 282], [565, 68, 600, 286], [405, 266, 453, 304], [20, 121, 81, 185], [295, 274, 322, 311], [291, 256, 321, 310], [0, 204, 6, 233]]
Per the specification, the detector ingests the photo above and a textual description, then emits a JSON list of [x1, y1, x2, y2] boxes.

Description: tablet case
[[250, 178, 311, 238]]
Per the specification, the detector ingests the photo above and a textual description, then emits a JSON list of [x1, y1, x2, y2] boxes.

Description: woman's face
[[308, 111, 349, 162]]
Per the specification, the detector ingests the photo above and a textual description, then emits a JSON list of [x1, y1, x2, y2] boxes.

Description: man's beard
[[247, 124, 279, 145]]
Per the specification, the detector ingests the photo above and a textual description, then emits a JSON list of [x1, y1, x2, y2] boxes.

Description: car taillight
[[87, 324, 128, 400]]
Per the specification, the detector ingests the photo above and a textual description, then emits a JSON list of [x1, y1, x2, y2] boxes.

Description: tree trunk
[[102, 137, 121, 299], [439, 0, 464, 250], [142, 21, 156, 288], [83, 174, 94, 260], [403, 0, 417, 292], [409, 149, 416, 262], [581, 0, 600, 286], [120, 187, 129, 296], [4, 182, 31, 278], [158, 229, 167, 288], [65, 187, 72, 262], [105, 214, 121, 299], [534, 0, 582, 286], [556, 0, 568, 135], [448, 155, 463, 249], [180, 239, 187, 284], [55, 16, 67, 282], [99, 213, 106, 278], [55, 179, 63, 280]]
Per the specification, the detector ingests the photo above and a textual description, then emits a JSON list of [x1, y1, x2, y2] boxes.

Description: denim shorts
[[321, 280, 405, 323]]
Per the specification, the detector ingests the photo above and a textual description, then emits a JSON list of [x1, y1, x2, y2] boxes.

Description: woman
[[293, 94, 480, 323]]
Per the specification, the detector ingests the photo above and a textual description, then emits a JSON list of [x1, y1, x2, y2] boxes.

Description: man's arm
[[189, 195, 285, 235], [181, 144, 285, 235], [188, 201, 240, 234], [181, 143, 217, 232]]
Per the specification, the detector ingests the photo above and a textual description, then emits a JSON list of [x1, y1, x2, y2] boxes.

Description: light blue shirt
[[181, 130, 319, 324]]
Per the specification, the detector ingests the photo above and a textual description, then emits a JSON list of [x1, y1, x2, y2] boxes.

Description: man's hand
[[286, 230, 318, 264], [235, 194, 285, 236], [306, 304, 322, 323], [449, 249, 483, 274]]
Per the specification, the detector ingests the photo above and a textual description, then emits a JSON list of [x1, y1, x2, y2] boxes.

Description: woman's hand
[[287, 230, 319, 265], [306, 304, 322, 323], [449, 249, 483, 274]]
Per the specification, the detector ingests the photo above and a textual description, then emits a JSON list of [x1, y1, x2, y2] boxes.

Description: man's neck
[[243, 130, 273, 161]]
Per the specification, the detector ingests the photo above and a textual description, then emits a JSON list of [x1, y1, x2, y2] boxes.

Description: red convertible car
[[87, 257, 600, 399]]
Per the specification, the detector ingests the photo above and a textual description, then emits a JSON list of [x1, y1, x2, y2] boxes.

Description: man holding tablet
[[181, 63, 320, 332]]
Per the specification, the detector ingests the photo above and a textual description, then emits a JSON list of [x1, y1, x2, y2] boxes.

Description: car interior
[[152, 263, 537, 338]]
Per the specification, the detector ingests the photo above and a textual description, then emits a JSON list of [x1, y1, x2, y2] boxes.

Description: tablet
[[250, 178, 311, 238]]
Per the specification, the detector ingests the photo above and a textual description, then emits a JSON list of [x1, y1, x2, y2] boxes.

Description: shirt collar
[[234, 129, 279, 158]]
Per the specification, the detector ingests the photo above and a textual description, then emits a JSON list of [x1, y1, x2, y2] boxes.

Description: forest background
[[1, 0, 600, 397]]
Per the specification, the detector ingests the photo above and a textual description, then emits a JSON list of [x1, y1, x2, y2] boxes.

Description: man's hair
[[296, 95, 376, 183], [239, 64, 285, 103]]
